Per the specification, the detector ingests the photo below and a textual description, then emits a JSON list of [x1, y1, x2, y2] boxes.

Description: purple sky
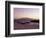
[[14, 8, 39, 19]]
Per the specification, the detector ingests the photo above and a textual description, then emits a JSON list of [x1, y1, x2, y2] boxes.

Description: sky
[[14, 8, 39, 19]]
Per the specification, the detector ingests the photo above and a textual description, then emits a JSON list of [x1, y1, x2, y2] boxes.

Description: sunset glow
[[14, 8, 39, 19]]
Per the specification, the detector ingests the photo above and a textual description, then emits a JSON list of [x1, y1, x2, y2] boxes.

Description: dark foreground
[[14, 18, 39, 30], [14, 22, 39, 30]]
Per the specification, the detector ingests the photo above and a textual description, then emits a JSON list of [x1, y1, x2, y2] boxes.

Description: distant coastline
[[14, 18, 39, 23]]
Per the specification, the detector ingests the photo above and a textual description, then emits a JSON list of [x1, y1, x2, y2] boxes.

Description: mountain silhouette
[[14, 18, 39, 29], [14, 18, 39, 24]]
